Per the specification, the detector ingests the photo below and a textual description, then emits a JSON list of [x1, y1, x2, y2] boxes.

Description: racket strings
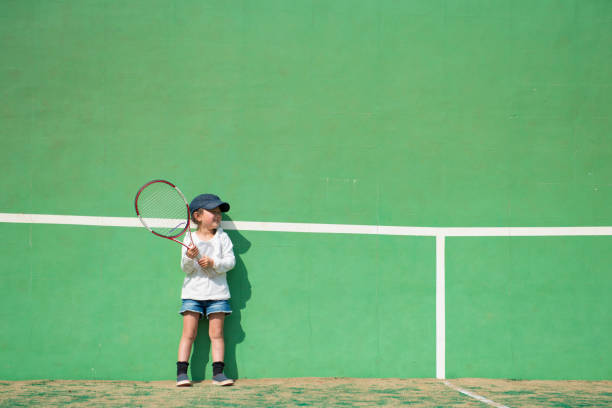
[[136, 183, 189, 237]]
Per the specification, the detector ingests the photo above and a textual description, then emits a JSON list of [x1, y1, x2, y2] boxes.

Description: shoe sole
[[176, 380, 193, 387], [212, 379, 234, 386]]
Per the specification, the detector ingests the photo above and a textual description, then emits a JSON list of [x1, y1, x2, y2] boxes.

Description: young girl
[[176, 193, 236, 387]]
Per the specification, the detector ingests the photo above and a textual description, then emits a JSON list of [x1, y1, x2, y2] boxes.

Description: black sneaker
[[176, 373, 192, 387], [212, 373, 234, 386]]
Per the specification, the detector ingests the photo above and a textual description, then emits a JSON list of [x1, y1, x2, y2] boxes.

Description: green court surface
[[1, 0, 611, 391], [1, 378, 611, 407]]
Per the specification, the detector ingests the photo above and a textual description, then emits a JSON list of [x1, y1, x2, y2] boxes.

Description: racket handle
[[184, 244, 202, 260], [184, 232, 211, 277], [180, 240, 201, 259]]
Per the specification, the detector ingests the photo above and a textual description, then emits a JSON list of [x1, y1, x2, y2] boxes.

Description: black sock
[[177, 361, 189, 376], [212, 361, 224, 376]]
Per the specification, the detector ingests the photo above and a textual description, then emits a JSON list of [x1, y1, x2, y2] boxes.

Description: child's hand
[[197, 256, 215, 269], [186, 245, 199, 259]]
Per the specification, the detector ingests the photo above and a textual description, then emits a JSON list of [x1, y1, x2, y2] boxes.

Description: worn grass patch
[[0, 378, 610, 407]]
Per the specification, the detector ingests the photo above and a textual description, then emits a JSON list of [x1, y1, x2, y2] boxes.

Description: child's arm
[[209, 233, 236, 275]]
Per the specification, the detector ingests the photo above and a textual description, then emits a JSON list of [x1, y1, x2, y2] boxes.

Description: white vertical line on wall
[[436, 234, 446, 379]]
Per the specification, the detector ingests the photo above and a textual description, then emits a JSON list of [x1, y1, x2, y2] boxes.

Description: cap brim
[[202, 201, 230, 212]]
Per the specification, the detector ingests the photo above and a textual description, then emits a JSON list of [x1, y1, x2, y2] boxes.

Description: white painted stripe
[[440, 226, 612, 237], [1, 213, 611, 236], [436, 235, 446, 380], [0, 213, 441, 235], [442, 380, 510, 408], [0, 213, 142, 227], [221, 220, 440, 236]]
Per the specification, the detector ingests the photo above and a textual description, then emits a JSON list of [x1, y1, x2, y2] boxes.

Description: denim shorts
[[179, 299, 232, 320]]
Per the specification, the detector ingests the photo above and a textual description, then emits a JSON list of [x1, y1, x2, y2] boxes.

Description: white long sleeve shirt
[[180, 228, 236, 300]]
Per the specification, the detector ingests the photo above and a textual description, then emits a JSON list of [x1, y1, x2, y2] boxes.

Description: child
[[176, 193, 236, 387]]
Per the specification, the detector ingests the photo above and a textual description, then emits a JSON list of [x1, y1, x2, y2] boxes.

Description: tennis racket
[[134, 179, 200, 258]]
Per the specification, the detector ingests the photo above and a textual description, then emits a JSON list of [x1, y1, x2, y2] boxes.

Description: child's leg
[[208, 313, 225, 362], [178, 311, 200, 361], [208, 313, 234, 385]]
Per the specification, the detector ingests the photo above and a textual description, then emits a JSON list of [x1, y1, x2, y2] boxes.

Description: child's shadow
[[190, 215, 251, 381]]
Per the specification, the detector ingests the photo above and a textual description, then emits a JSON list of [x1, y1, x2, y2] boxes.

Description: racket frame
[[134, 179, 194, 249]]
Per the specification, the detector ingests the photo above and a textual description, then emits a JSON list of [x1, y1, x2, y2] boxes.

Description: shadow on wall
[[191, 214, 252, 381]]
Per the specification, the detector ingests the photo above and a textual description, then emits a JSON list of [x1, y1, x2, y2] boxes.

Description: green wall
[[446, 236, 611, 380], [1, 0, 610, 380]]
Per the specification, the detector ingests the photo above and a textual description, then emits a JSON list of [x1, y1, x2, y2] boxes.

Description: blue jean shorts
[[179, 299, 232, 320]]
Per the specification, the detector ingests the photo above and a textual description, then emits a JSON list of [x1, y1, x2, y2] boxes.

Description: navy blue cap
[[190, 194, 230, 214]]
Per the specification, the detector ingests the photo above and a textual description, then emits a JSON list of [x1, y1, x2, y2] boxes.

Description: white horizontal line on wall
[[1, 213, 611, 237], [439, 226, 612, 237]]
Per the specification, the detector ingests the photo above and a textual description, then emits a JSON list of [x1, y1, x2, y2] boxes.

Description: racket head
[[134, 180, 192, 240]]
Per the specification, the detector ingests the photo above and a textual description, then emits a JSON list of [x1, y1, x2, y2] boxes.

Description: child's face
[[195, 207, 222, 230]]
